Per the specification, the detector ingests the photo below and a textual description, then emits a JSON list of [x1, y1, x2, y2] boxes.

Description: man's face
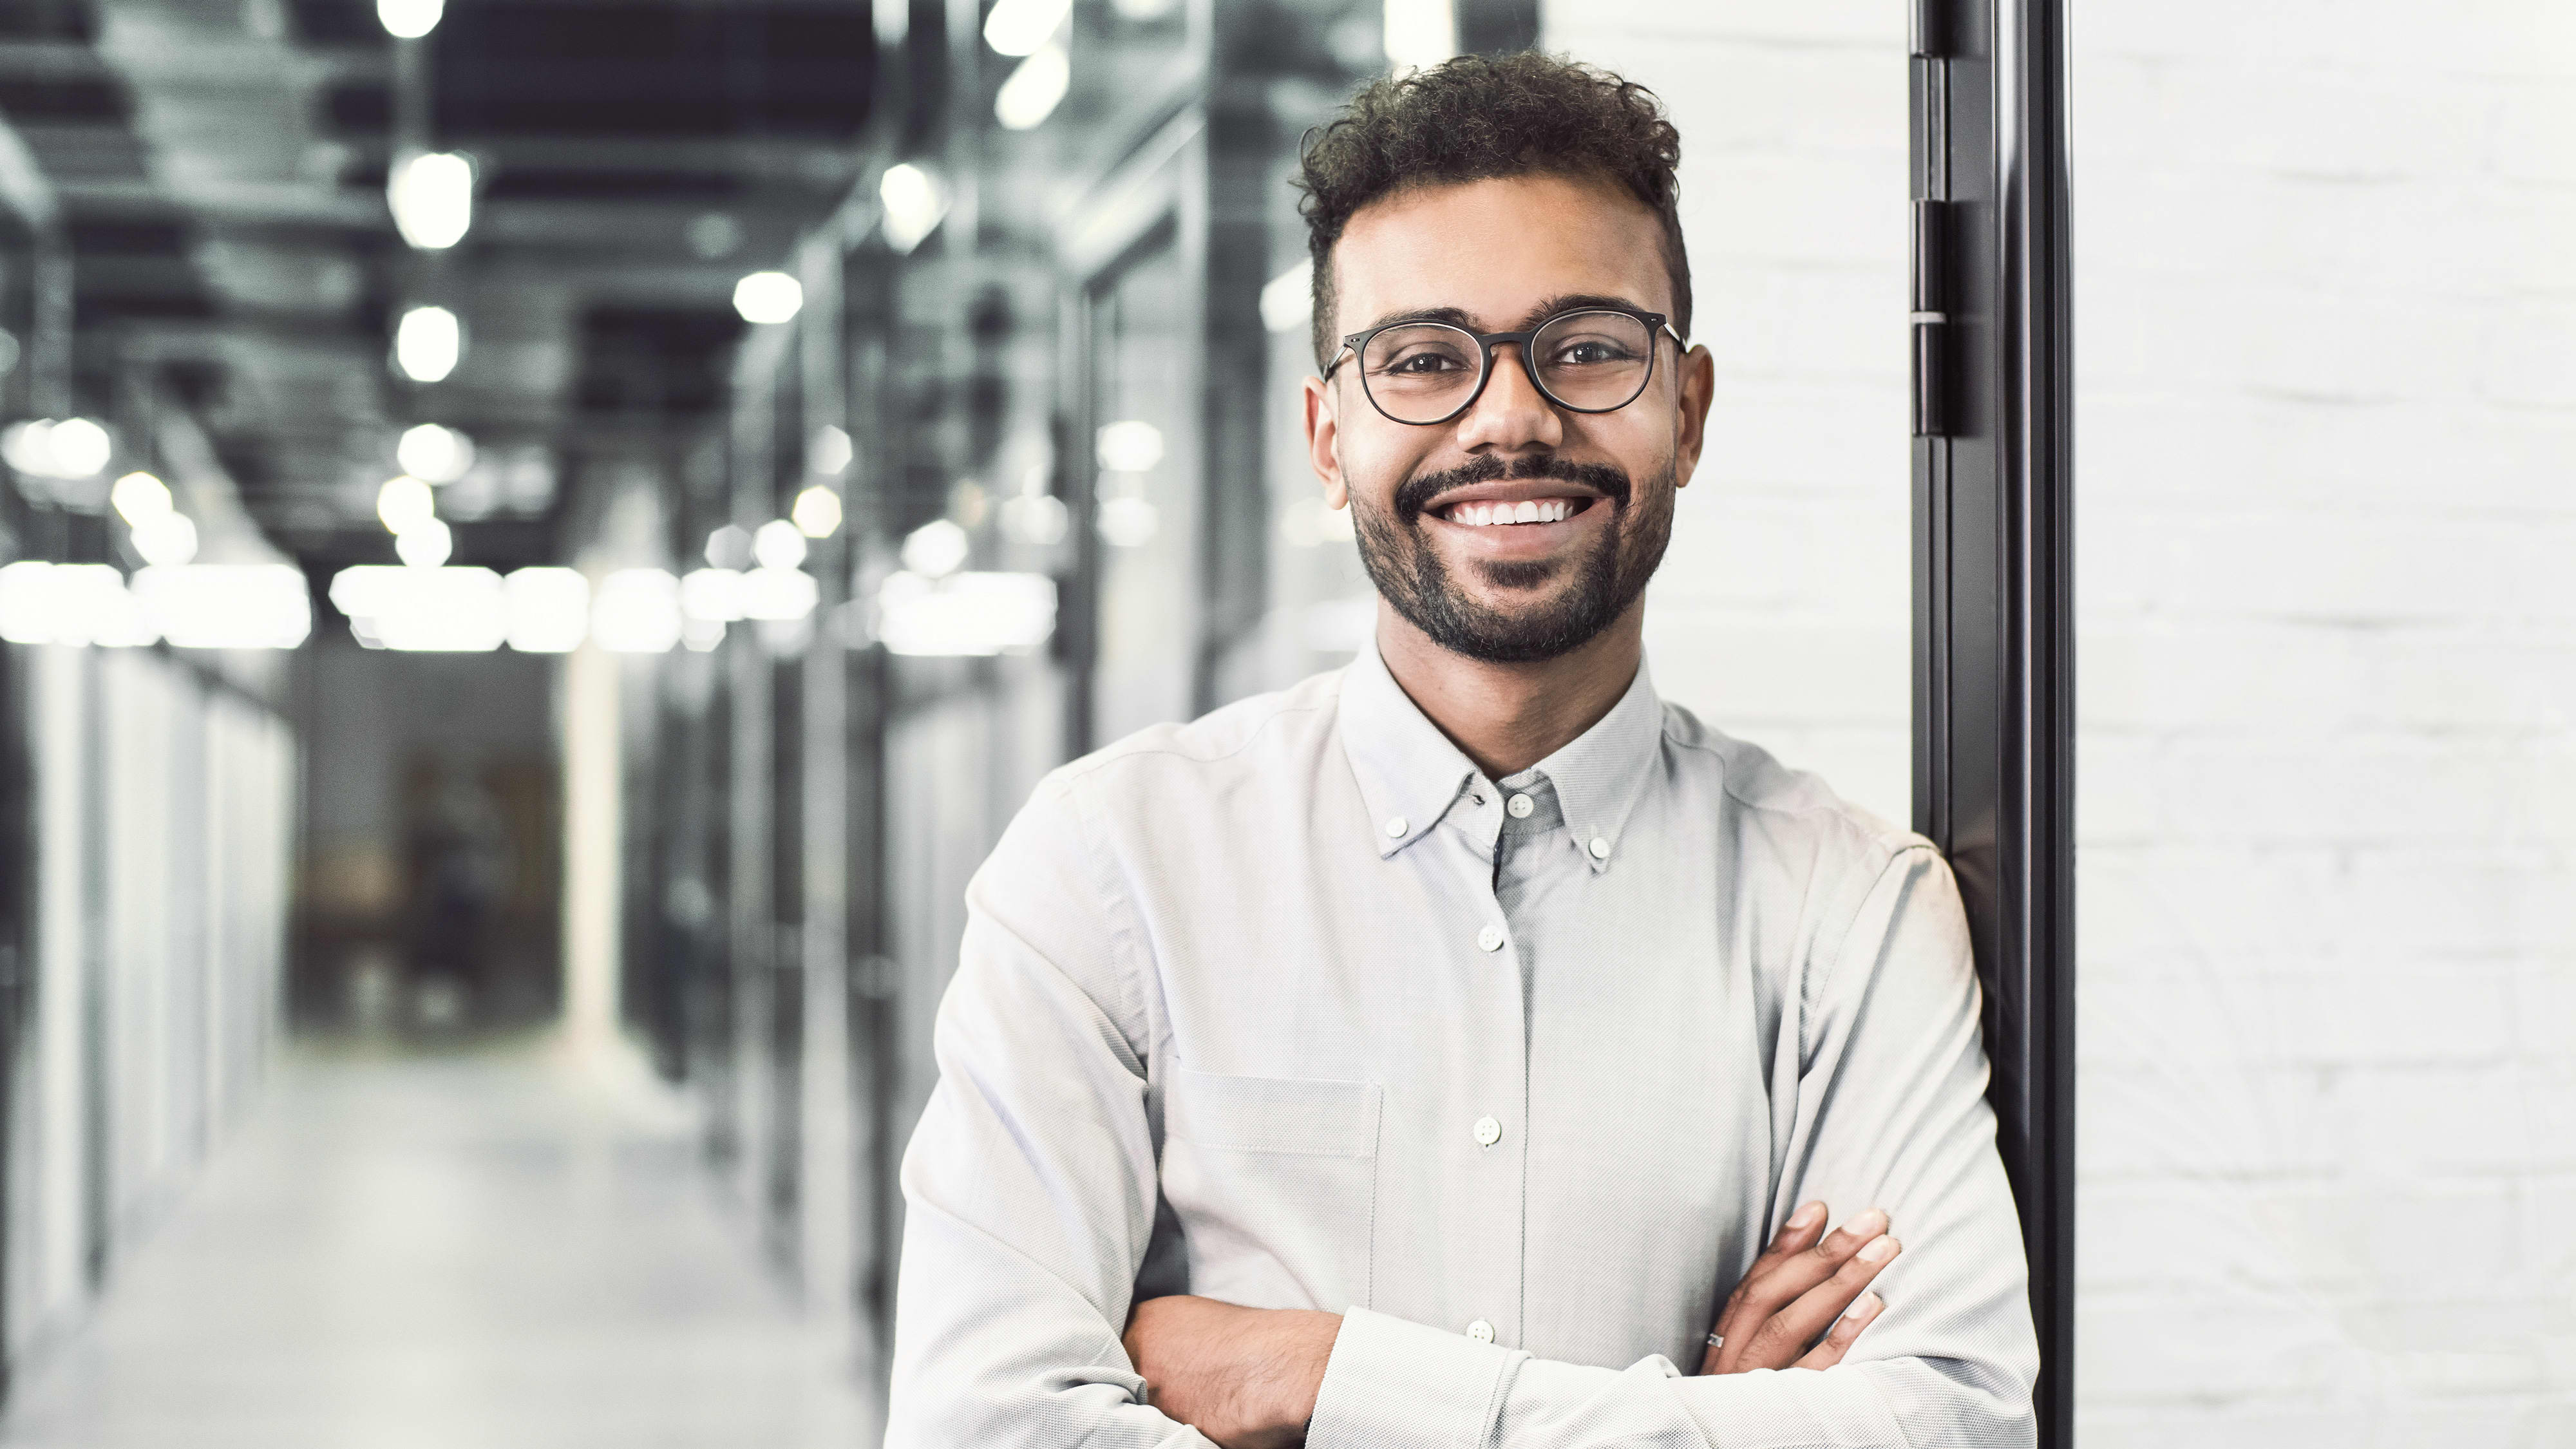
[[1304, 172, 1714, 665]]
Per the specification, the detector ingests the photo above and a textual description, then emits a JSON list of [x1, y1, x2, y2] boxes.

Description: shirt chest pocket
[[1158, 1068, 1382, 1314]]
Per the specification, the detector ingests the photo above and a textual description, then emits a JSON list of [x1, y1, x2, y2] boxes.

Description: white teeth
[[1446, 498, 1582, 526]]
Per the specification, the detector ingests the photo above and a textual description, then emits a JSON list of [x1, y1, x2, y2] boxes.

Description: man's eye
[[1383, 351, 1466, 374], [1551, 339, 1634, 366]]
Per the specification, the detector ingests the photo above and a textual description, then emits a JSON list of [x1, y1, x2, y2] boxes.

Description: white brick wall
[[1553, 1, 2576, 1441], [1543, 0, 1915, 828], [2076, 0, 2576, 1440]]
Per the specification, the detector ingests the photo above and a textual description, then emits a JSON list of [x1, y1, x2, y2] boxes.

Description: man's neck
[[1372, 600, 1645, 781]]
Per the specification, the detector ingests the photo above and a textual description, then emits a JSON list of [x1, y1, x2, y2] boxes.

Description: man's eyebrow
[[1356, 294, 1656, 336]]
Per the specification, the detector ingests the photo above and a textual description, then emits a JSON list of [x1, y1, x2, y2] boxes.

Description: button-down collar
[[1338, 637, 1665, 873]]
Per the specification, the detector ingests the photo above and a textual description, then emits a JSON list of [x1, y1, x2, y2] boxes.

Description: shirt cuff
[[1305, 1305, 1516, 1449]]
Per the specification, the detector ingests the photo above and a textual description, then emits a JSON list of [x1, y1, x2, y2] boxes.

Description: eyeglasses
[[1322, 305, 1685, 427]]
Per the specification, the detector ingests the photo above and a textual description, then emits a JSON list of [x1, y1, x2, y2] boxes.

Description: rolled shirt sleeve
[[883, 772, 1213, 1449], [1305, 846, 2039, 1449]]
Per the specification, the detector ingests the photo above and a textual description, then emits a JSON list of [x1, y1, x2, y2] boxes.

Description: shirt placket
[[1442, 788, 1527, 1349]]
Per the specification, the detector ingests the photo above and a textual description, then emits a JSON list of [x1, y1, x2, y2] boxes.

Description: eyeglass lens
[[1359, 310, 1657, 424]]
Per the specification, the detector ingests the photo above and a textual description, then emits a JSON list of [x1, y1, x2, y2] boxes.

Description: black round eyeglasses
[[1320, 305, 1686, 427]]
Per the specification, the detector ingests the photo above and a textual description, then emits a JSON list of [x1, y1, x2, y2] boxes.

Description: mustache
[[1391, 453, 1631, 525]]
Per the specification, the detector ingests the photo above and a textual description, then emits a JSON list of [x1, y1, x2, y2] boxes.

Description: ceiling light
[[397, 422, 475, 484], [1095, 419, 1165, 473], [1260, 260, 1313, 334], [900, 518, 969, 579], [704, 524, 752, 569], [995, 43, 1070, 131], [739, 566, 818, 621], [982, 0, 1071, 56], [395, 306, 461, 383], [329, 565, 503, 651], [591, 568, 683, 653], [879, 163, 947, 254], [733, 270, 803, 325], [377, 0, 442, 38], [377, 474, 436, 533], [0, 562, 160, 647], [133, 564, 311, 650], [808, 424, 852, 477], [389, 151, 474, 251], [679, 567, 744, 622], [790, 485, 842, 538], [1097, 495, 1159, 548], [395, 518, 453, 568], [875, 571, 1056, 656], [111, 471, 172, 525], [502, 567, 588, 652], [129, 511, 198, 567], [752, 518, 807, 570]]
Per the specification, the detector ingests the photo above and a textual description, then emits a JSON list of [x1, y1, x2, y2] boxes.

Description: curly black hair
[[1295, 52, 1690, 370]]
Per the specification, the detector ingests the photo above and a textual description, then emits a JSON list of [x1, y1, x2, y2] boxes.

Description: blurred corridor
[[0, 1034, 878, 1448]]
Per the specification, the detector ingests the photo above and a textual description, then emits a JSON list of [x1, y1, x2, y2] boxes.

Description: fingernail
[[1859, 1235, 1899, 1264], [1845, 1293, 1883, 1321], [1791, 1202, 1824, 1229], [1850, 1209, 1889, 1238]]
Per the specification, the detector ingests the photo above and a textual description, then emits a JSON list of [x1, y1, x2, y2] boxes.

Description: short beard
[[1350, 450, 1676, 665]]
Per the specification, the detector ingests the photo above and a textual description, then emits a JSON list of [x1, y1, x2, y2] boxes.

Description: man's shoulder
[[1656, 698, 1927, 874], [1045, 667, 1347, 806]]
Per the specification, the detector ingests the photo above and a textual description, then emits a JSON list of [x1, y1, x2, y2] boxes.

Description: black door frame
[[1909, 0, 2074, 1444]]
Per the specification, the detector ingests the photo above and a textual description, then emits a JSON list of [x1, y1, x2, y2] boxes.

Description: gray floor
[[0, 1034, 883, 1448]]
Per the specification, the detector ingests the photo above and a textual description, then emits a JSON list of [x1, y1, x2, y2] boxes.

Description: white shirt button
[[1466, 1319, 1495, 1343], [1473, 1115, 1502, 1146], [1475, 924, 1504, 952], [1384, 815, 1408, 838], [1506, 792, 1535, 819], [1588, 836, 1613, 860]]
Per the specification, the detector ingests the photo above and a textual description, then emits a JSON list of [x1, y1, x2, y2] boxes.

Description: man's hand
[[1700, 1202, 1899, 1374], [1122, 1294, 1342, 1448]]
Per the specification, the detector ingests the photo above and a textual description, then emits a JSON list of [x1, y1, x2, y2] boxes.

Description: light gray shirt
[[886, 643, 2038, 1448]]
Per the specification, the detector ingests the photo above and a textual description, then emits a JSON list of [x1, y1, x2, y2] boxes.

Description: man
[[886, 53, 2038, 1448]]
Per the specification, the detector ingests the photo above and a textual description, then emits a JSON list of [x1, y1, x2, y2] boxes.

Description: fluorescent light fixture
[[875, 570, 1056, 657], [503, 567, 588, 652], [995, 43, 1070, 131], [1382, 0, 1457, 70], [129, 511, 198, 567], [395, 306, 462, 383], [591, 568, 683, 653], [377, 0, 442, 37], [396, 422, 475, 484], [738, 565, 818, 621], [1000, 491, 1068, 547], [752, 518, 807, 570], [982, 0, 1070, 56], [133, 564, 312, 650], [0, 562, 160, 647], [679, 567, 744, 622], [733, 270, 803, 325], [389, 151, 475, 250], [111, 471, 172, 524], [879, 163, 947, 254], [1095, 419, 1165, 473], [329, 565, 502, 650], [377, 474, 436, 533], [791, 484, 843, 538], [1260, 260, 1314, 334], [807, 424, 853, 477], [395, 518, 453, 568], [900, 518, 969, 579]]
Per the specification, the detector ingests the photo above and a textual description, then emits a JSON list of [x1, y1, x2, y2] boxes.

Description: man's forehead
[[1331, 173, 1671, 330]]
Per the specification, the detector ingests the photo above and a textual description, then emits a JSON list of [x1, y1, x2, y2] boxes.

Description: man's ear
[[1304, 374, 1348, 510], [1671, 343, 1716, 490]]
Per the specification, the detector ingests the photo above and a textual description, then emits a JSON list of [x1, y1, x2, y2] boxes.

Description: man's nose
[[1454, 342, 1564, 453]]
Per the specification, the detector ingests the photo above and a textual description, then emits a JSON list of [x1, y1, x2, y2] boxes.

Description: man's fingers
[[1793, 1292, 1885, 1370], [1738, 1233, 1901, 1370], [1712, 1208, 1886, 1372]]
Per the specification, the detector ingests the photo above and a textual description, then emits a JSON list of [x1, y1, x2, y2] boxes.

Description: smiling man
[[885, 53, 2038, 1449]]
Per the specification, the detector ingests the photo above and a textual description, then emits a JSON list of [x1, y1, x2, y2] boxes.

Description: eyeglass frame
[[1320, 305, 1689, 428]]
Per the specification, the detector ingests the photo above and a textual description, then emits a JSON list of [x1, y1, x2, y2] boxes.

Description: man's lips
[[1425, 482, 1606, 529]]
